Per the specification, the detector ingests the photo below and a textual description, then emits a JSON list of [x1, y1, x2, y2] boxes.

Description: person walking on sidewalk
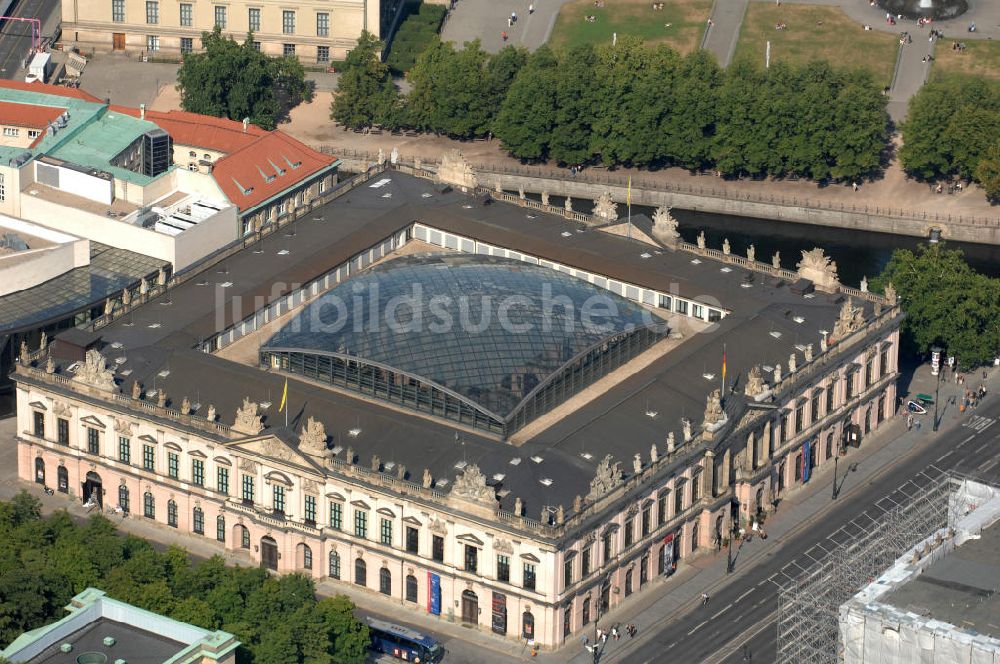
[[702, 592, 710, 605]]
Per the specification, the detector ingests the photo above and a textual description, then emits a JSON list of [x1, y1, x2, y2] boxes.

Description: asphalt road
[[0, 0, 61, 80], [604, 397, 1000, 664]]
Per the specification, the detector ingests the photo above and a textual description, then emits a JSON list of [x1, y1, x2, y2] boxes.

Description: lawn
[[548, 0, 712, 55], [932, 38, 1000, 83], [733, 4, 899, 86]]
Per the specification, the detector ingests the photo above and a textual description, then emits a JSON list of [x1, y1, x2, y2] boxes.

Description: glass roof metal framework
[[261, 254, 668, 437]]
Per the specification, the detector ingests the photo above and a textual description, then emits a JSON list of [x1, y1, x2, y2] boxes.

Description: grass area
[[548, 0, 712, 55], [932, 38, 1000, 83], [733, 4, 898, 86]]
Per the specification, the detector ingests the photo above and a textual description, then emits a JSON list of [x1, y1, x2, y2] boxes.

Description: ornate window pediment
[[402, 515, 422, 526], [189, 450, 207, 459], [265, 471, 292, 486], [457, 533, 484, 546], [80, 415, 105, 429], [164, 442, 182, 452], [326, 491, 345, 501], [520, 552, 540, 563], [139, 434, 157, 444], [351, 500, 370, 510], [213, 456, 231, 466], [564, 549, 578, 560], [376, 507, 395, 518], [29, 401, 46, 411]]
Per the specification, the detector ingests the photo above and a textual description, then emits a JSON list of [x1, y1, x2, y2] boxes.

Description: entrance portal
[[82, 471, 103, 508], [461, 590, 478, 625], [261, 536, 279, 571]]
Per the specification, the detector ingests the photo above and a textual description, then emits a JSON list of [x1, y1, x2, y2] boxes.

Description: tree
[[549, 44, 600, 165], [493, 46, 558, 160], [871, 244, 1000, 367], [331, 31, 399, 130], [404, 40, 496, 138], [177, 27, 309, 130], [661, 49, 722, 171], [974, 139, 1000, 202]]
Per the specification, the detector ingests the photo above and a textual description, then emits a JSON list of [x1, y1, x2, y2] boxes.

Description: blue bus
[[366, 617, 445, 663]]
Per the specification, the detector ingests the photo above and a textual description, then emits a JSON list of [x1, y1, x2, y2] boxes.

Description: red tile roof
[[109, 106, 268, 153], [211, 131, 337, 211], [0, 79, 102, 102], [0, 101, 66, 129]]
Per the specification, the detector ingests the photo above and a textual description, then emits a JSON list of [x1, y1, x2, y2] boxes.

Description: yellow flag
[[278, 377, 288, 412], [627, 176, 632, 206]]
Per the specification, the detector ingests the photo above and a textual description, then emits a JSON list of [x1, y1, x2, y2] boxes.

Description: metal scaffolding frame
[[775, 467, 972, 664]]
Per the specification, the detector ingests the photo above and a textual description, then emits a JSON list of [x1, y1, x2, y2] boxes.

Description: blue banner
[[428, 572, 441, 615], [802, 440, 812, 483]]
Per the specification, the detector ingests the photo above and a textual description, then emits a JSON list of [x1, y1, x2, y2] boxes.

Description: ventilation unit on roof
[[530, 456, 543, 464], [103, 636, 116, 647], [539, 478, 553, 487]]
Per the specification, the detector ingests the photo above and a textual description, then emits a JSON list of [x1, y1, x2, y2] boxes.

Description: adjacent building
[[13, 170, 902, 648], [61, 0, 405, 62], [1, 587, 239, 664]]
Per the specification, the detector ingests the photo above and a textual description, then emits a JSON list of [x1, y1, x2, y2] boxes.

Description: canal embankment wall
[[330, 151, 1000, 246]]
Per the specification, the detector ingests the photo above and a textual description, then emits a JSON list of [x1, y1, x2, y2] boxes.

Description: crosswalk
[[961, 415, 996, 433]]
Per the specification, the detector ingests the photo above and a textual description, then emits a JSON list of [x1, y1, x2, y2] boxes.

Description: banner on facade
[[802, 439, 812, 483], [491, 592, 507, 635], [428, 572, 441, 615], [661, 533, 676, 576]]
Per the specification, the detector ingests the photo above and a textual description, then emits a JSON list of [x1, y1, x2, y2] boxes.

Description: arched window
[[522, 610, 535, 640], [299, 543, 312, 570], [329, 550, 340, 579], [34, 457, 45, 484], [57, 466, 68, 493], [405, 574, 417, 603], [563, 604, 572, 637], [379, 567, 391, 595], [143, 491, 155, 518], [355, 558, 366, 586], [217, 515, 226, 542], [624, 569, 633, 596], [167, 499, 178, 527], [118, 485, 130, 513], [188, 150, 197, 158], [582, 597, 591, 625], [241, 525, 250, 549], [192, 507, 204, 535], [691, 521, 700, 551]]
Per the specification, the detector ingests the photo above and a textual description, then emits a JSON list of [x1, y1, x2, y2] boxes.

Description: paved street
[[702, 0, 748, 67], [588, 370, 1000, 664], [441, 0, 573, 53], [0, 0, 60, 80]]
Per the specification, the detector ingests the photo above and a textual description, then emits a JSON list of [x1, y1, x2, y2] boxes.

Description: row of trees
[[900, 79, 1000, 200], [0, 493, 368, 664], [333, 33, 890, 180], [872, 244, 1000, 368]]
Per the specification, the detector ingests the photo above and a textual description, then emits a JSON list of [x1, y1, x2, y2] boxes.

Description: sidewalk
[[0, 363, 990, 663], [703, 0, 749, 67]]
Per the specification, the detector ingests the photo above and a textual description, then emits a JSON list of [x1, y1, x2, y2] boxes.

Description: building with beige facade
[[12, 168, 902, 649], [61, 0, 404, 62]]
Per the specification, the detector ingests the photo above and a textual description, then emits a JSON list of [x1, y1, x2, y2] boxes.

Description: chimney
[[242, 117, 249, 134], [140, 103, 145, 120]]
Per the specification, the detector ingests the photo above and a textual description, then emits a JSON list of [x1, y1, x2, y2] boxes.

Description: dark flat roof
[[46, 173, 885, 515], [29, 617, 185, 664]]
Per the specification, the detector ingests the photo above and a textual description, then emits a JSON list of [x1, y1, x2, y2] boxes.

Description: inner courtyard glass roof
[[263, 254, 665, 421]]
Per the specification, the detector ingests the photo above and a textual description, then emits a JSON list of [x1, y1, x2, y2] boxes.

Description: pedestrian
[[702, 592, 710, 605], [507, 16, 512, 26], [501, 30, 508, 41], [852, 182, 858, 192], [906, 413, 913, 430], [611, 625, 619, 640], [529, 3, 534, 13]]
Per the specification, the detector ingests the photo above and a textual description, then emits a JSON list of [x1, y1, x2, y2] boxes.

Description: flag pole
[[721, 343, 727, 398]]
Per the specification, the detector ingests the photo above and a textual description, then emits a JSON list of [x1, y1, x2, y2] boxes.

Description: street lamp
[[591, 575, 619, 664], [931, 345, 943, 432]]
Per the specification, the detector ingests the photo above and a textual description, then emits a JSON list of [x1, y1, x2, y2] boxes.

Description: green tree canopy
[[974, 139, 1000, 202], [405, 40, 498, 138], [871, 244, 1000, 368], [493, 46, 558, 160], [177, 27, 310, 130], [331, 31, 399, 130]]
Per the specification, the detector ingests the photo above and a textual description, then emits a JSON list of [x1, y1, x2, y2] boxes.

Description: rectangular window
[[880, 347, 889, 378], [811, 392, 821, 423], [33, 411, 44, 438], [847, 372, 856, 399], [217, 516, 226, 541], [641, 508, 651, 538], [57, 418, 69, 444], [432, 535, 444, 562], [145, 1, 158, 23], [316, 45, 329, 63], [691, 474, 702, 502], [581, 547, 591, 577], [248, 8, 260, 32], [217, 467, 229, 494], [674, 483, 684, 515], [523, 563, 536, 590], [27, 129, 39, 138], [3, 127, 18, 137], [316, 12, 329, 37], [193, 508, 204, 534], [624, 519, 634, 549], [405, 526, 418, 554], [866, 358, 875, 387], [143, 444, 155, 471], [191, 459, 204, 486], [564, 559, 573, 588], [827, 380, 836, 413], [214, 5, 227, 29], [380, 518, 392, 546], [252, 41, 261, 51], [146, 35, 159, 51], [497, 555, 510, 583], [112, 0, 125, 22], [464, 545, 478, 573], [355, 510, 367, 539], [242, 474, 254, 503], [180, 37, 193, 54], [283, 43, 296, 57], [795, 403, 804, 434], [0, 172, 5, 201], [282, 10, 295, 34], [782, 412, 790, 442], [692, 303, 704, 319], [272, 485, 285, 514], [118, 436, 130, 464], [675, 299, 689, 315], [167, 452, 179, 479], [87, 428, 100, 455], [304, 495, 316, 524], [179, 3, 192, 26], [330, 501, 342, 529], [144, 493, 155, 518], [602, 530, 613, 563], [658, 494, 667, 526]]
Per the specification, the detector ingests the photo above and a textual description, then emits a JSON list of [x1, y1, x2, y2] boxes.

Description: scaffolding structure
[[775, 467, 968, 664]]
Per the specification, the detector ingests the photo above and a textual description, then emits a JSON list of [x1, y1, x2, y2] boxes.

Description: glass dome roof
[[263, 253, 665, 422]]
